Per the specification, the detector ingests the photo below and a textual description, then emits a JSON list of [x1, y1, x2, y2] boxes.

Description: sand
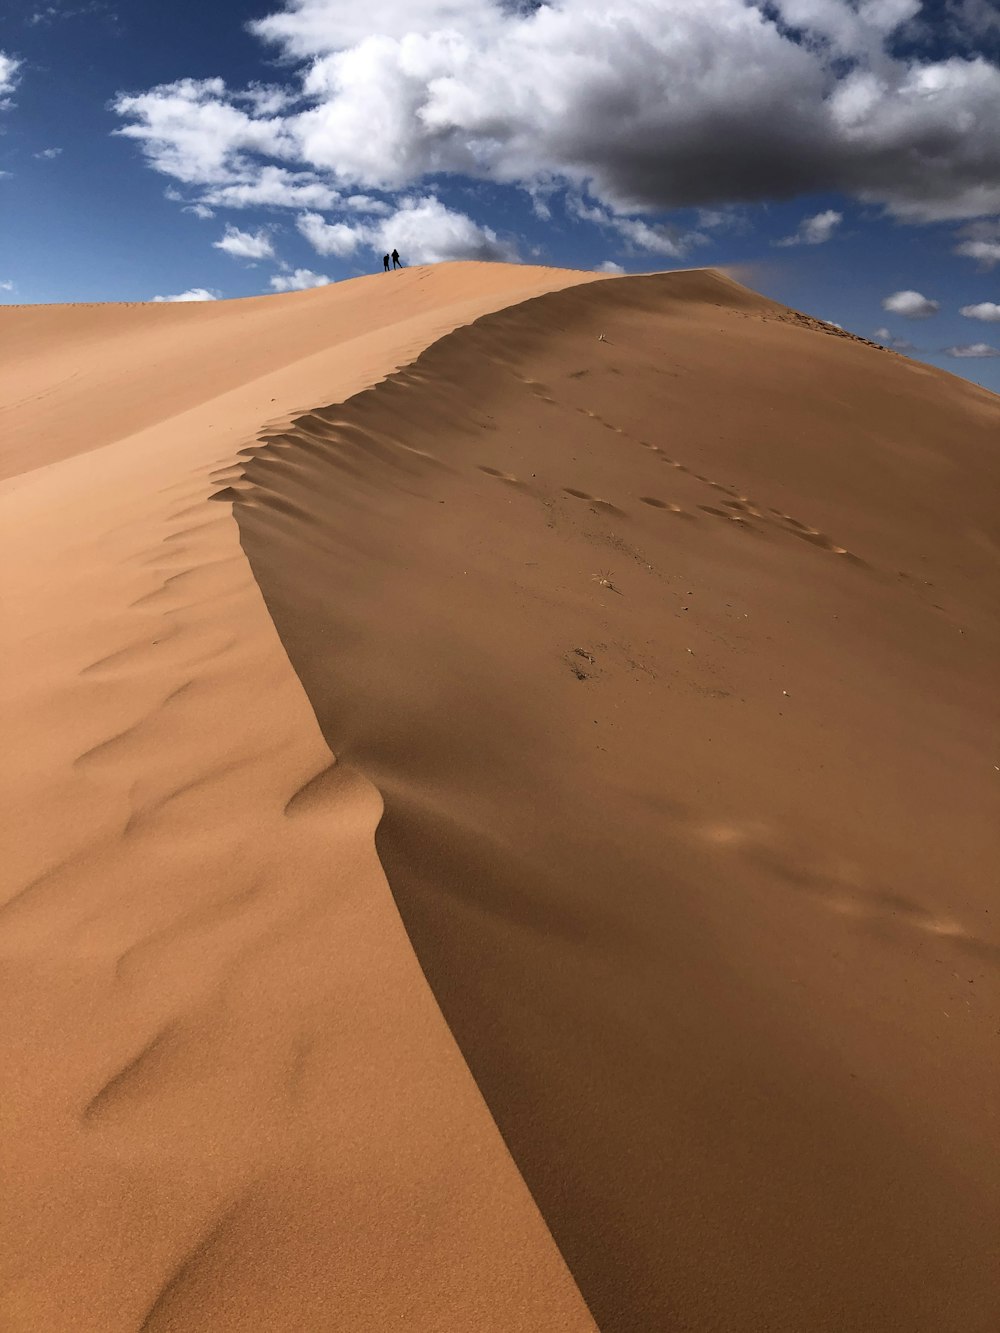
[[2, 263, 998, 1331], [0, 265, 599, 1331]]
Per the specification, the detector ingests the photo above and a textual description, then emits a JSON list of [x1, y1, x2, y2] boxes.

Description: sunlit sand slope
[[0, 263, 601, 1332]]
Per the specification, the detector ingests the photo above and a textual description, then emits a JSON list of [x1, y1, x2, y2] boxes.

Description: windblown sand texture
[[3, 264, 999, 1332]]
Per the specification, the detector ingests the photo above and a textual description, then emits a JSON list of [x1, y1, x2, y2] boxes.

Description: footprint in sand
[[769, 510, 862, 561], [639, 497, 687, 515], [478, 465, 529, 489], [698, 505, 751, 524], [563, 487, 625, 516]]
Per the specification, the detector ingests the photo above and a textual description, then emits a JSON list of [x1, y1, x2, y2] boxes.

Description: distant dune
[[2, 263, 998, 1332]]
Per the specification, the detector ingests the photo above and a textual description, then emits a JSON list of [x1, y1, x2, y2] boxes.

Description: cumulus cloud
[[597, 260, 625, 273], [34, 147, 62, 160], [776, 208, 843, 246], [945, 342, 1000, 356], [111, 0, 1000, 231], [270, 266, 331, 289], [212, 224, 275, 260], [881, 289, 940, 318], [299, 194, 518, 262], [0, 51, 22, 106], [183, 203, 215, 218], [0, 279, 15, 292], [297, 211, 361, 257], [152, 287, 219, 301], [960, 301, 1000, 320]]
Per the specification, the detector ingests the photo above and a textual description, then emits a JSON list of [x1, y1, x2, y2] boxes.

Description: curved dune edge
[[230, 270, 1000, 1331], [0, 265, 603, 1331]]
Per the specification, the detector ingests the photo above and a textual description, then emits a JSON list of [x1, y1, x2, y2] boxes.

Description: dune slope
[[230, 269, 1000, 1332], [0, 264, 600, 1331]]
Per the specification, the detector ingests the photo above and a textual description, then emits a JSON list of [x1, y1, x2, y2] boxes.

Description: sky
[[1, 0, 999, 392]]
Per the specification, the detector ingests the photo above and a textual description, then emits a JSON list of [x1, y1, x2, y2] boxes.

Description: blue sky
[[1, 0, 999, 391]]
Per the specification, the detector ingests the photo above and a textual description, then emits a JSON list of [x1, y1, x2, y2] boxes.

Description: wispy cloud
[[34, 147, 63, 160], [874, 326, 915, 351], [953, 218, 1000, 268], [945, 342, 1000, 357], [28, 2, 117, 27], [776, 209, 843, 247]]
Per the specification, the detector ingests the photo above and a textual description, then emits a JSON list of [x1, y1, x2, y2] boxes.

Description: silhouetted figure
[[391, 248, 401, 269], [383, 253, 390, 271]]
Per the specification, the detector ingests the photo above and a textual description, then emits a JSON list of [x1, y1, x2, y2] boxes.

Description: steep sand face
[[0, 264, 600, 1331], [231, 270, 1000, 1332]]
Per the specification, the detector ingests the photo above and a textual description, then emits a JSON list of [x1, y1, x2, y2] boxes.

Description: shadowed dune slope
[[231, 269, 1000, 1332]]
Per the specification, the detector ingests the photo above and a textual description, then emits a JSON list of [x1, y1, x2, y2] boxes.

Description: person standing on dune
[[383, 253, 390, 272], [392, 248, 402, 269]]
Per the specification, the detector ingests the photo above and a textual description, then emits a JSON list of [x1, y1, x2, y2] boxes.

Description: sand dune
[[2, 263, 998, 1331], [0, 264, 599, 1331], [231, 270, 999, 1330]]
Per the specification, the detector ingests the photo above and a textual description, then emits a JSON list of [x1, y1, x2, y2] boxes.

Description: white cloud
[[953, 219, 1000, 267], [29, 2, 115, 24], [212, 224, 275, 260], [873, 325, 914, 349], [34, 146, 62, 160], [776, 208, 843, 246], [0, 51, 21, 106], [112, 1, 1000, 229], [270, 267, 331, 289], [612, 217, 689, 258], [569, 195, 703, 257], [959, 301, 1000, 321], [597, 260, 625, 273], [955, 239, 1000, 266], [200, 165, 341, 210], [0, 279, 15, 292], [945, 342, 1000, 357], [368, 195, 520, 261], [152, 287, 220, 301], [881, 289, 939, 318], [299, 194, 518, 263], [297, 211, 361, 257], [112, 77, 296, 185], [183, 203, 215, 218]]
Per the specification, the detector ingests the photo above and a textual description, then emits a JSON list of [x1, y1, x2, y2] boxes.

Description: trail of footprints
[[478, 387, 864, 565], [222, 380, 863, 572]]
